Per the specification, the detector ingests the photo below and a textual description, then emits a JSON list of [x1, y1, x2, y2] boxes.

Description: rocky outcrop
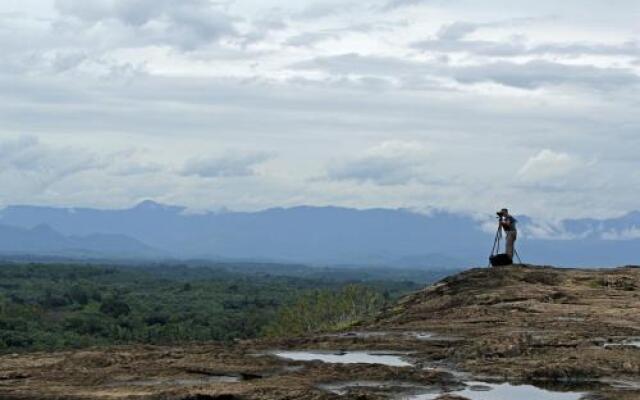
[[373, 265, 640, 380], [1, 265, 639, 399]]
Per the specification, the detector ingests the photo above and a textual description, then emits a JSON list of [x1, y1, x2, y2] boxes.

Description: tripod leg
[[488, 227, 501, 267], [514, 248, 523, 264]]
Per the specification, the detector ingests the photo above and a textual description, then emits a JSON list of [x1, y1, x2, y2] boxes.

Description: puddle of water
[[412, 332, 434, 340], [603, 339, 640, 349], [408, 331, 463, 341], [406, 381, 586, 400], [604, 378, 640, 390], [330, 330, 458, 342], [272, 351, 413, 367], [332, 331, 389, 339]]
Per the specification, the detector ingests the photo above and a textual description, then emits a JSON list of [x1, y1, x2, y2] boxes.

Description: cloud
[[285, 32, 340, 47], [517, 149, 585, 183], [436, 21, 480, 41], [601, 226, 640, 240], [111, 162, 163, 176], [450, 60, 640, 90], [0, 135, 116, 203], [0, 1, 639, 218], [411, 17, 640, 60], [48, 50, 90, 73], [528, 41, 640, 57], [295, 2, 359, 19], [240, 13, 288, 45], [380, 0, 442, 11], [0, 135, 106, 180], [327, 141, 431, 185], [291, 53, 427, 77], [415, 38, 640, 58], [292, 54, 639, 90], [181, 152, 272, 178], [413, 23, 640, 58], [54, 0, 237, 50], [106, 149, 166, 177], [412, 37, 526, 57], [0, 135, 169, 207]]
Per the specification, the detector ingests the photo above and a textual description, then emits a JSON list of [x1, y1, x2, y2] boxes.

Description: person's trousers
[[506, 230, 517, 260]]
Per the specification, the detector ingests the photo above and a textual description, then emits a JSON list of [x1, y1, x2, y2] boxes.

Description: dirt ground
[[1, 265, 639, 400]]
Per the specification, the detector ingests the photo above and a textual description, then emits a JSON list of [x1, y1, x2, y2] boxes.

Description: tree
[[66, 285, 89, 306], [99, 298, 131, 318]]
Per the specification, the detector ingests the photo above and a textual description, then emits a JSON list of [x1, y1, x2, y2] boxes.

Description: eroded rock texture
[[1, 265, 639, 399]]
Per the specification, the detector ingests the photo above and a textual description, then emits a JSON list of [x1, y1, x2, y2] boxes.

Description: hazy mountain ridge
[[0, 201, 638, 266], [0, 223, 160, 259]]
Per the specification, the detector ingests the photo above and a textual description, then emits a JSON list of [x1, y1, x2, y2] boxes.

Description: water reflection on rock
[[272, 350, 413, 367], [407, 381, 586, 400]]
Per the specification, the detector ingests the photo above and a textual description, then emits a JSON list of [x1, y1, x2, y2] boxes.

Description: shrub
[[264, 285, 385, 337], [64, 313, 109, 336], [66, 285, 90, 306], [99, 298, 131, 318]]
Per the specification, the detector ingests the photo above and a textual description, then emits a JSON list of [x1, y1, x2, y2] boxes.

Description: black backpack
[[490, 253, 513, 267]]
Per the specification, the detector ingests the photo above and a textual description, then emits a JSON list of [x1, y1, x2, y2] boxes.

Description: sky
[[0, 0, 639, 219]]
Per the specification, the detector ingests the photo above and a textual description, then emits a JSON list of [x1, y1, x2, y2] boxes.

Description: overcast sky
[[0, 0, 639, 219]]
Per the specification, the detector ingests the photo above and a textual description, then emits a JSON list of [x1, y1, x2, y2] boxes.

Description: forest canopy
[[0, 261, 452, 352]]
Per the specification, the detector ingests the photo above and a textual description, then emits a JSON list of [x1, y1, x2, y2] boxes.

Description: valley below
[[2, 265, 640, 400]]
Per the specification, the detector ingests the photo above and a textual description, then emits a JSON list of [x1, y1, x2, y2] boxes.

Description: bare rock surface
[[1, 265, 639, 399]]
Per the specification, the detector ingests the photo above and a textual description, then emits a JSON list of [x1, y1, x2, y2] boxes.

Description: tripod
[[489, 225, 522, 266]]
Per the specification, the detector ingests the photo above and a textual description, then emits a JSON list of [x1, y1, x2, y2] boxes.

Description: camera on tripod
[[489, 208, 520, 267]]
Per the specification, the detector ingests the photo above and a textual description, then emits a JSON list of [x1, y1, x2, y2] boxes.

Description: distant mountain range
[[0, 201, 638, 267], [0, 222, 159, 259]]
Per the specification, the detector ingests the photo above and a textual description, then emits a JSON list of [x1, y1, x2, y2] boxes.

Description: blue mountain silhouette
[[0, 201, 638, 267]]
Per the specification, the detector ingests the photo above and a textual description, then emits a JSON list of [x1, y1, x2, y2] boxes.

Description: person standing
[[498, 208, 517, 261]]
